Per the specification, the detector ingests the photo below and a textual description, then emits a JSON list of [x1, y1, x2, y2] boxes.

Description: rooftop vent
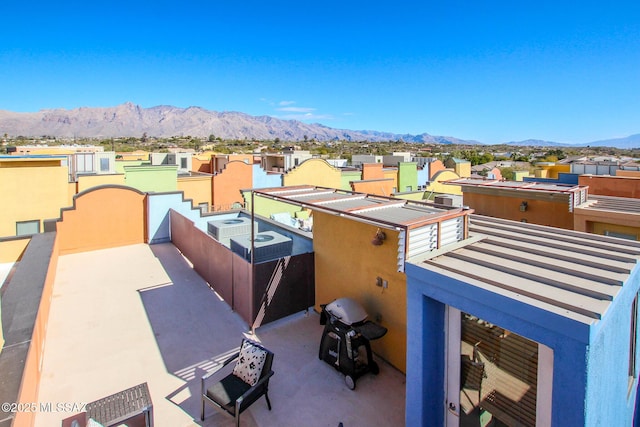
[[230, 231, 293, 263], [207, 217, 258, 241]]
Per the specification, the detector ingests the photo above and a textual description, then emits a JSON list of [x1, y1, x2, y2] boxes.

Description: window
[[16, 220, 40, 236], [76, 153, 95, 173], [605, 230, 637, 241], [180, 157, 188, 169], [99, 158, 110, 172]]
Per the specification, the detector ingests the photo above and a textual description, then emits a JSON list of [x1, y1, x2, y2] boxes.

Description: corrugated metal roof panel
[[448, 178, 585, 194], [408, 215, 640, 324], [325, 198, 381, 211], [356, 205, 441, 224], [577, 195, 640, 214]]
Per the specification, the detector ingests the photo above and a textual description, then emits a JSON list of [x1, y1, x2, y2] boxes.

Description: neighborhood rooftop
[[447, 177, 588, 194], [253, 185, 467, 228]]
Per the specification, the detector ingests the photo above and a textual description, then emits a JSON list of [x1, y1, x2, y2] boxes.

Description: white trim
[[537, 344, 554, 427], [445, 307, 461, 426]]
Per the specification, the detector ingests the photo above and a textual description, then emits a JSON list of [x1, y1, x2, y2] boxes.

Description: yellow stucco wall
[[455, 162, 471, 178], [395, 192, 427, 201], [177, 175, 213, 208], [383, 169, 398, 191], [283, 159, 342, 188], [76, 174, 126, 193], [513, 170, 531, 181], [0, 238, 30, 263], [117, 151, 149, 161], [0, 161, 69, 237], [12, 147, 77, 155], [427, 170, 463, 195], [535, 164, 570, 179], [313, 211, 407, 372], [67, 182, 77, 207]]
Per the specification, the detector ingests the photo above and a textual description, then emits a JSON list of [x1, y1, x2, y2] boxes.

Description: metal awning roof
[[446, 178, 586, 194], [408, 215, 640, 324], [253, 185, 468, 228], [577, 195, 640, 215]]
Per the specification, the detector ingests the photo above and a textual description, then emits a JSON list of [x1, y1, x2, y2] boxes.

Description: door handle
[[447, 402, 459, 416]]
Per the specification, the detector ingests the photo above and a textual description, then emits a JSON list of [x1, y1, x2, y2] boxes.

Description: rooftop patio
[[34, 243, 405, 427]]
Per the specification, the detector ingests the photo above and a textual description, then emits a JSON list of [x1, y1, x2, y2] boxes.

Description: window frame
[[629, 293, 638, 395], [16, 219, 40, 236]]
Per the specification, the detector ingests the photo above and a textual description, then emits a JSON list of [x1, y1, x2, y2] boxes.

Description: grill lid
[[325, 297, 368, 325]]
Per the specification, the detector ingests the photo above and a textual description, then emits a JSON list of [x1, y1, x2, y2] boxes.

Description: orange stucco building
[[449, 178, 588, 230], [579, 174, 640, 199], [351, 163, 396, 196], [211, 161, 253, 211]]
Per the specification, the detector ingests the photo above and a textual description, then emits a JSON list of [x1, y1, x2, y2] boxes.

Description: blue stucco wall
[[586, 266, 640, 427], [252, 164, 282, 189], [523, 173, 579, 185], [147, 192, 209, 244], [417, 167, 429, 188], [406, 286, 446, 426], [405, 262, 595, 427]]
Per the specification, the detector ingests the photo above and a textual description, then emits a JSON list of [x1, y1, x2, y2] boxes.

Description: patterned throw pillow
[[232, 340, 268, 386], [86, 419, 105, 427]]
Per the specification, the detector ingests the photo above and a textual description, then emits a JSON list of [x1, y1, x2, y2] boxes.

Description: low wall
[[0, 233, 59, 427], [56, 186, 146, 255], [169, 209, 315, 326], [169, 209, 234, 303]]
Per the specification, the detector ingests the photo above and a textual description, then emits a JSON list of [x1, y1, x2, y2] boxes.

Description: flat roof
[[446, 178, 586, 194], [408, 215, 640, 325], [33, 243, 406, 426], [577, 195, 640, 215], [0, 155, 68, 160], [253, 185, 468, 228]]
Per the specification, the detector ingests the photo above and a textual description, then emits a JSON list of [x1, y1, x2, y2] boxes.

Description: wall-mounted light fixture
[[376, 276, 389, 289], [519, 201, 528, 212], [371, 229, 387, 246]]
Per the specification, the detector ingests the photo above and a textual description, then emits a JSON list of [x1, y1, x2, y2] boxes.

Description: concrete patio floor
[[34, 243, 406, 427]]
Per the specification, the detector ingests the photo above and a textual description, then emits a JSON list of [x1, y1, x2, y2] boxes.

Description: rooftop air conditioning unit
[[207, 217, 258, 241], [434, 195, 453, 206], [230, 231, 293, 263]]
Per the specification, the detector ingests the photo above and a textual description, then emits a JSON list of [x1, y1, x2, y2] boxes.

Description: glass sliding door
[[449, 310, 541, 427]]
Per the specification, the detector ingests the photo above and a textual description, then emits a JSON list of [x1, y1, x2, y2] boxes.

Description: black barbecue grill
[[319, 297, 387, 390]]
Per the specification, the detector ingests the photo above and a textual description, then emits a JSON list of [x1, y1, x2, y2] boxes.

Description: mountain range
[[0, 102, 637, 149]]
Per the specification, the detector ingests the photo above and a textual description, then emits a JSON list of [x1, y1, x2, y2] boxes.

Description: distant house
[[261, 149, 312, 172], [444, 157, 471, 178]]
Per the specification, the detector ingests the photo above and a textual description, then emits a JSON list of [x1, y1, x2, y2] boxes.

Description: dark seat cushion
[[206, 374, 252, 413]]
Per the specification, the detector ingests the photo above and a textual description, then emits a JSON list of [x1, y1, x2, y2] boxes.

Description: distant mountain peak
[[0, 103, 637, 148]]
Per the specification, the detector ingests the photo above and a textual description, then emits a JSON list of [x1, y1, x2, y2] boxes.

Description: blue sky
[[1, 1, 638, 144]]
